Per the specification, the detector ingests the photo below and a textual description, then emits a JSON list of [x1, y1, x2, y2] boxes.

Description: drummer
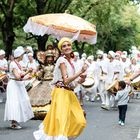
[[96, 50, 108, 106], [121, 54, 131, 78], [130, 57, 140, 74], [0, 49, 8, 103], [82, 55, 100, 102], [0, 49, 8, 74], [101, 51, 120, 110]]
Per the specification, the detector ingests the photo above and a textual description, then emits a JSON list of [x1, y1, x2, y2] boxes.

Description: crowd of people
[[0, 38, 140, 139]]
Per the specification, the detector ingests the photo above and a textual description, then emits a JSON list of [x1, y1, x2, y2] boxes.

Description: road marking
[[137, 128, 140, 139]]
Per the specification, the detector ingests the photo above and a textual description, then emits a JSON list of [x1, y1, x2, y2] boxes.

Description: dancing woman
[[4, 48, 34, 129], [34, 37, 87, 140]]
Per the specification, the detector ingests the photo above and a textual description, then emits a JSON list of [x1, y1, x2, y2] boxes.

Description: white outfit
[[19, 60, 26, 68], [82, 61, 100, 101], [0, 58, 8, 74], [0, 59, 8, 102], [121, 59, 131, 77], [23, 53, 29, 66], [131, 63, 140, 74], [51, 56, 75, 87], [26, 59, 39, 70], [96, 59, 108, 105], [4, 61, 34, 122], [73, 59, 83, 94], [105, 59, 124, 108]]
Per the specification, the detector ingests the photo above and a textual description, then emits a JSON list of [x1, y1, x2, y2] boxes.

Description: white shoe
[[120, 122, 125, 126], [118, 120, 121, 125], [0, 99, 3, 103]]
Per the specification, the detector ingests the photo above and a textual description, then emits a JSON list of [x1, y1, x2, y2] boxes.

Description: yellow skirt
[[34, 87, 86, 140]]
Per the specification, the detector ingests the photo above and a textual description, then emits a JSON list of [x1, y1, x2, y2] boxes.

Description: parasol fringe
[[23, 19, 97, 44]]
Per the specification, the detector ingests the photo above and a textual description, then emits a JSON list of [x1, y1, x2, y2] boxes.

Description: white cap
[[74, 52, 79, 57], [28, 52, 33, 56], [108, 51, 115, 58], [17, 46, 24, 50], [115, 52, 120, 56], [26, 46, 33, 52], [123, 51, 128, 56], [96, 50, 103, 55], [131, 46, 137, 50], [14, 48, 25, 58], [121, 54, 127, 58], [87, 55, 94, 60], [0, 50, 5, 55], [82, 53, 87, 58]]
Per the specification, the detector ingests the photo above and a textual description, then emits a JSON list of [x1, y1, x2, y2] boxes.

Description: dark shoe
[[10, 123, 22, 130], [101, 105, 110, 110]]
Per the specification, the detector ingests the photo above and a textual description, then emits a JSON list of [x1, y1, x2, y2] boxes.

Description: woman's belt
[[10, 78, 22, 81], [55, 85, 74, 91], [55, 81, 74, 91]]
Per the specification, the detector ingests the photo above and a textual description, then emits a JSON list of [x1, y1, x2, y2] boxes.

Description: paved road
[[0, 98, 140, 140]]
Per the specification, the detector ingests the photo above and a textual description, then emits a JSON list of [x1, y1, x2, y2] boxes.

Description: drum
[[28, 80, 52, 106], [32, 104, 51, 120], [82, 77, 94, 88], [131, 76, 140, 91], [28, 80, 52, 120], [0, 74, 8, 92], [106, 80, 119, 94]]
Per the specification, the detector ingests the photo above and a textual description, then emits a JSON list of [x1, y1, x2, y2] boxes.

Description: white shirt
[[26, 60, 39, 70], [0, 58, 8, 74], [51, 56, 75, 87]]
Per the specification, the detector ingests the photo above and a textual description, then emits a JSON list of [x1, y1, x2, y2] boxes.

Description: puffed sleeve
[[56, 57, 67, 67]]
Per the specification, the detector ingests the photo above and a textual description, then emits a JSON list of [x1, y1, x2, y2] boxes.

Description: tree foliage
[[0, 0, 140, 56]]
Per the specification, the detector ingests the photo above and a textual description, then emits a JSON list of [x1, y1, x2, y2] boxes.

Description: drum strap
[[14, 60, 22, 70], [100, 66, 107, 75]]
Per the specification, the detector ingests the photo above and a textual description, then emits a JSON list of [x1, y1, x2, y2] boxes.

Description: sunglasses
[[62, 43, 71, 48]]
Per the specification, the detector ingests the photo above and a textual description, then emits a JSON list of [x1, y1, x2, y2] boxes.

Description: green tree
[[68, 0, 139, 55]]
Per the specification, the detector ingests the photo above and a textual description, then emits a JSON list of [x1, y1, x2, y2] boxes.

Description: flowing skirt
[[34, 87, 86, 140], [4, 80, 34, 122]]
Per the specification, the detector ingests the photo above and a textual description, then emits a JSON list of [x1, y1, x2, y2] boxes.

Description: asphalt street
[[0, 98, 140, 140]]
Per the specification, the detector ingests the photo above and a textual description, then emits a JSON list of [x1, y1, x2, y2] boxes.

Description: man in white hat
[[101, 51, 120, 110], [82, 55, 100, 102], [81, 53, 87, 66], [96, 50, 109, 106], [121, 54, 131, 78]]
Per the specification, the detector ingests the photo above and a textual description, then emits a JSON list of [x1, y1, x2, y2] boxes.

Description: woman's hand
[[81, 63, 88, 74], [78, 74, 87, 84]]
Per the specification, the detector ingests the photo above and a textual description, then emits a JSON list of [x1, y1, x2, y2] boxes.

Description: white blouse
[[9, 61, 22, 79], [51, 56, 75, 87]]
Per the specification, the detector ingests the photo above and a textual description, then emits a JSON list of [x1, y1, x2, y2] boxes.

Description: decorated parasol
[[23, 13, 97, 44]]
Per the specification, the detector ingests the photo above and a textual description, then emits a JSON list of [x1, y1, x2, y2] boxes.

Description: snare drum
[[82, 77, 94, 88], [131, 76, 140, 91], [106, 80, 119, 94], [0, 74, 8, 92]]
